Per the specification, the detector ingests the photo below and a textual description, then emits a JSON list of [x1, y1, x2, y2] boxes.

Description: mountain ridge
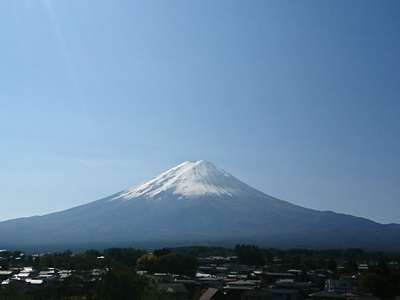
[[0, 160, 399, 250]]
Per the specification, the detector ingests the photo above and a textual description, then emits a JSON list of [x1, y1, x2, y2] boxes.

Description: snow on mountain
[[115, 160, 250, 200]]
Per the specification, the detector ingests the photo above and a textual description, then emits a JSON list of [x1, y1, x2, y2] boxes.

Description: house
[[198, 277, 224, 289], [223, 280, 259, 300], [158, 283, 190, 300], [271, 288, 301, 300], [308, 291, 380, 300], [199, 288, 224, 300], [262, 272, 296, 285], [241, 289, 273, 300], [225, 280, 260, 290], [308, 279, 373, 300], [325, 280, 352, 293], [272, 279, 318, 300], [0, 270, 13, 280]]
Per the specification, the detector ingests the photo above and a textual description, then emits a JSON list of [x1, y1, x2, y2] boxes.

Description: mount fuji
[[0, 160, 399, 250]]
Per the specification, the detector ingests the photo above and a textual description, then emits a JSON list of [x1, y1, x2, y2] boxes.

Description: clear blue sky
[[1, 0, 399, 223]]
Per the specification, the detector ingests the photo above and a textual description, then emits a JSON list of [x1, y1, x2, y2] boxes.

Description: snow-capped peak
[[116, 160, 247, 200]]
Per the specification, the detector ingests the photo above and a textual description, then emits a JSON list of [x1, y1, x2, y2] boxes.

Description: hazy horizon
[[1, 0, 399, 224]]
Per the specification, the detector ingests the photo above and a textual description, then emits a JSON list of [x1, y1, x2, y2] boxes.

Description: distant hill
[[0, 160, 399, 250]]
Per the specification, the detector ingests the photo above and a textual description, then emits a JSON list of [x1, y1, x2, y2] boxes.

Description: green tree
[[327, 258, 337, 273], [153, 248, 171, 257], [95, 264, 149, 300], [137, 253, 198, 276], [137, 253, 160, 273], [235, 244, 265, 266], [105, 248, 146, 266], [157, 253, 198, 276]]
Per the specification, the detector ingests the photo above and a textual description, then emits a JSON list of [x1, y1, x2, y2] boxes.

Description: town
[[0, 246, 399, 299]]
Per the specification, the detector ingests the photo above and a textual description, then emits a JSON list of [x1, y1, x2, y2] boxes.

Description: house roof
[[199, 288, 220, 300], [0, 271, 13, 275], [158, 283, 189, 294]]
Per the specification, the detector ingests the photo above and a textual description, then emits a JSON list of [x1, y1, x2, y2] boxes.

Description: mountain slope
[[0, 160, 399, 250]]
